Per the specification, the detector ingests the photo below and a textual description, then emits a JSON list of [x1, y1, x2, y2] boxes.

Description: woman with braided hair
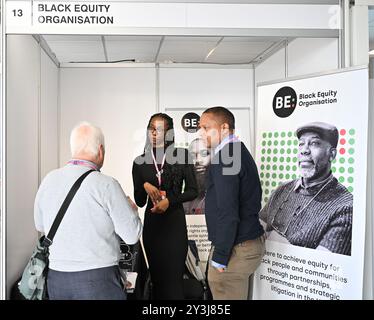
[[132, 113, 198, 299]]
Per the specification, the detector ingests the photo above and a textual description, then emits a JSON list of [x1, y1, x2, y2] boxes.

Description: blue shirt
[[211, 260, 227, 269], [214, 134, 239, 155]]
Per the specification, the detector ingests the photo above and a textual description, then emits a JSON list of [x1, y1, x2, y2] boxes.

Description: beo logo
[[272, 86, 297, 118], [181, 112, 200, 133]]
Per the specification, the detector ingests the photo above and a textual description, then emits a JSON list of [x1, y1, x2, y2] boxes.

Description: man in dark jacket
[[199, 106, 265, 300]]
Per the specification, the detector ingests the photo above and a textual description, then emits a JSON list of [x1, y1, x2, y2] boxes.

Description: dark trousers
[[47, 265, 126, 300]]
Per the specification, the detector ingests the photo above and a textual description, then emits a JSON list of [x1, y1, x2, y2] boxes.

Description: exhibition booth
[[0, 0, 373, 300]]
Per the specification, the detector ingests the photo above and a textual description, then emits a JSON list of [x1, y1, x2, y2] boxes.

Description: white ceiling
[[42, 35, 286, 65]]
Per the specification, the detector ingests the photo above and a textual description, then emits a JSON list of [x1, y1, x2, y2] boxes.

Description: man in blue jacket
[[199, 106, 265, 300]]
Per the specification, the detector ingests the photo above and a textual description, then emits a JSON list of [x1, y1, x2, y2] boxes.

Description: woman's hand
[[151, 198, 169, 214], [143, 182, 162, 205]]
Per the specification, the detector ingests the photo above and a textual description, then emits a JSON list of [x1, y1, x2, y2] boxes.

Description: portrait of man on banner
[[259, 122, 353, 256], [183, 138, 212, 215]]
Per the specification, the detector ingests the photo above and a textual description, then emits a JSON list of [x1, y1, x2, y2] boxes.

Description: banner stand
[[253, 66, 369, 300]]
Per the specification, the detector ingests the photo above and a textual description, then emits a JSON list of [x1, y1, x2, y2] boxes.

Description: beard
[[299, 160, 329, 181], [300, 166, 317, 179], [196, 171, 206, 197]]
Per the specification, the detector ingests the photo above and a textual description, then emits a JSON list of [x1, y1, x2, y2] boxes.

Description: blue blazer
[[205, 141, 264, 265]]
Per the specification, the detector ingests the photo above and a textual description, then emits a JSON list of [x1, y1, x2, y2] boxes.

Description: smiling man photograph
[[259, 122, 353, 256]]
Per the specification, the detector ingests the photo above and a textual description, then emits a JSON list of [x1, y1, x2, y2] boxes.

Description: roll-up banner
[[253, 67, 368, 300], [165, 107, 252, 267]]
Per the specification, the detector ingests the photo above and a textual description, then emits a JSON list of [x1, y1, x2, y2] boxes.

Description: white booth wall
[[59, 66, 254, 218], [6, 35, 59, 295], [255, 38, 339, 84], [6, 34, 341, 297], [59, 66, 157, 206]]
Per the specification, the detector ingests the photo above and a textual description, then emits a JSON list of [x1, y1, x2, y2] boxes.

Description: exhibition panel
[[254, 67, 368, 299]]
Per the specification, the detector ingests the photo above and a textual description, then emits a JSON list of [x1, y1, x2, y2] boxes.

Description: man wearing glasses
[[259, 122, 353, 256]]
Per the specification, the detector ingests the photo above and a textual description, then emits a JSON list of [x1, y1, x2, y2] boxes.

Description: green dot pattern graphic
[[259, 129, 355, 205]]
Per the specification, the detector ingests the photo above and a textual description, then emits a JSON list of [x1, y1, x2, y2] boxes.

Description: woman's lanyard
[[151, 150, 166, 189], [68, 159, 99, 171]]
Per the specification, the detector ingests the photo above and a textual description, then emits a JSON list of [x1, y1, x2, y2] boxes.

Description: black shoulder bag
[[17, 169, 95, 300]]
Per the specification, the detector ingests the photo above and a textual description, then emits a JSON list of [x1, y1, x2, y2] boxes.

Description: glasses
[[148, 126, 164, 134]]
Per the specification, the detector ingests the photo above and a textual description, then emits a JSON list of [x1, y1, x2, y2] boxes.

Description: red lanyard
[[194, 196, 206, 214], [151, 150, 166, 188]]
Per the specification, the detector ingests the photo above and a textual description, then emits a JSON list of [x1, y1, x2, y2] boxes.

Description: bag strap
[[42, 169, 95, 247]]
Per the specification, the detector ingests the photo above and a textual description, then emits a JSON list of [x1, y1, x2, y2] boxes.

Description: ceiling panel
[[43, 35, 105, 63], [43, 35, 102, 42], [105, 36, 162, 42], [105, 36, 162, 62], [206, 38, 275, 63], [157, 36, 221, 63], [42, 34, 285, 64]]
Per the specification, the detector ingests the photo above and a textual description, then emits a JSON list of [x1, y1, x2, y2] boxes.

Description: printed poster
[[253, 67, 368, 300]]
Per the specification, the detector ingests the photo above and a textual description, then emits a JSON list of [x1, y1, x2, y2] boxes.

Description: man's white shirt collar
[[214, 134, 239, 155]]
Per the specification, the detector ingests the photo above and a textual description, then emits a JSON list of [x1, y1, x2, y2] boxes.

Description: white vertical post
[[0, 0, 7, 301], [350, 3, 369, 66], [155, 63, 160, 113], [250, 68, 256, 155], [57, 68, 61, 168], [367, 59, 374, 299], [350, 0, 372, 300], [343, 0, 351, 68], [285, 39, 289, 78]]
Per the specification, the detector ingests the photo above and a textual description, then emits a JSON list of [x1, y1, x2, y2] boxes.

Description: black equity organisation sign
[[6, 1, 118, 29], [272, 86, 338, 119], [6, 1, 130, 29], [6, 0, 189, 32], [35, 3, 114, 25]]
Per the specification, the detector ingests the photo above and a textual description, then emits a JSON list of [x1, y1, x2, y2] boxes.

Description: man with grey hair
[[260, 122, 353, 256], [34, 122, 142, 300]]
